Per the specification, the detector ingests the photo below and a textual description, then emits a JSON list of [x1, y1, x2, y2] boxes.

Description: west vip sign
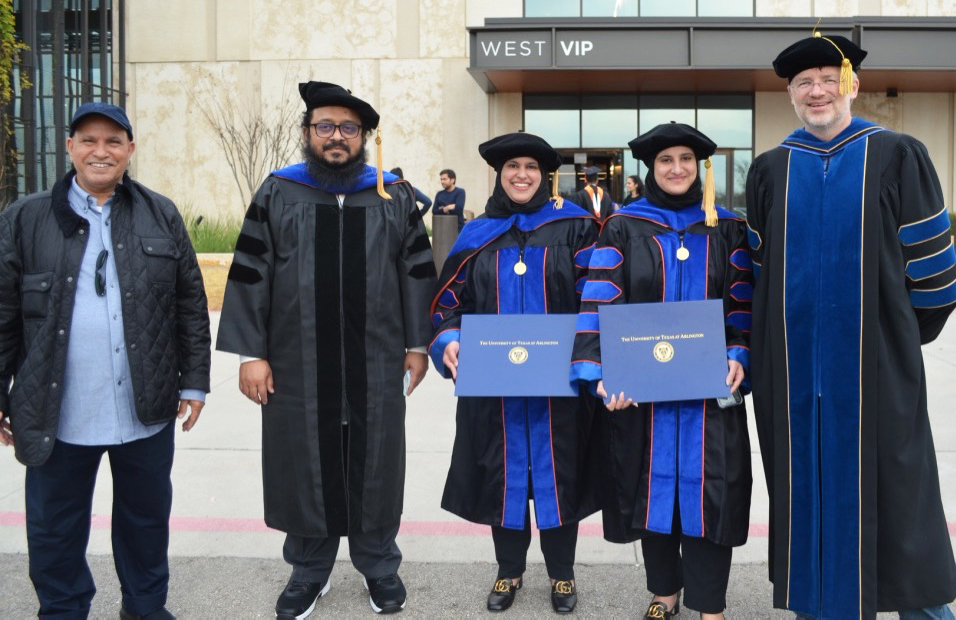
[[473, 29, 690, 69]]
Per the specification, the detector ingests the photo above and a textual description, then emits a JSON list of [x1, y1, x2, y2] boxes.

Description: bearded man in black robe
[[746, 32, 956, 619], [217, 81, 436, 619]]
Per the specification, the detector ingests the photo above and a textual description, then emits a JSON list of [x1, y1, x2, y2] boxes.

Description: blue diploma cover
[[455, 314, 578, 397], [598, 299, 729, 402]]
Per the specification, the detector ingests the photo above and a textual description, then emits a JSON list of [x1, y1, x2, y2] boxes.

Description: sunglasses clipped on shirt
[[95, 250, 108, 296]]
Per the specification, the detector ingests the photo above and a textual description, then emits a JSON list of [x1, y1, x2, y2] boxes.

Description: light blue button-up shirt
[[56, 178, 204, 445]]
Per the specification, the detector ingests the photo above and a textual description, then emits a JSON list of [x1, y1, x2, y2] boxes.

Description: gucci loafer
[[550, 580, 577, 614], [487, 578, 521, 611], [644, 598, 680, 619]]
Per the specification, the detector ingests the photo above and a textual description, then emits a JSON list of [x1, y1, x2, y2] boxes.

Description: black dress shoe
[[275, 577, 330, 620], [487, 578, 521, 611], [550, 580, 577, 614], [118, 606, 175, 620], [364, 573, 407, 614], [644, 598, 680, 619]]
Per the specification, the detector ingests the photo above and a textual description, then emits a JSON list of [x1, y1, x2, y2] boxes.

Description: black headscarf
[[643, 168, 703, 211], [478, 132, 563, 219], [483, 169, 553, 219], [628, 122, 716, 212]]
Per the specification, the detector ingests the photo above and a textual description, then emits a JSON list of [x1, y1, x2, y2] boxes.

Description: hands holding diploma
[[597, 359, 744, 411]]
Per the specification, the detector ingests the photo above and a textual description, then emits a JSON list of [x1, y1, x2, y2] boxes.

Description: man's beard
[[303, 139, 368, 191]]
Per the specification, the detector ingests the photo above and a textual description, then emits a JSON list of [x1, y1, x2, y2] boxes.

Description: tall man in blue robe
[[746, 32, 956, 619]]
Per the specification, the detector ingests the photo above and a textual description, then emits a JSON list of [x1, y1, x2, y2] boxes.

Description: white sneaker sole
[[276, 579, 331, 620], [363, 577, 407, 614]]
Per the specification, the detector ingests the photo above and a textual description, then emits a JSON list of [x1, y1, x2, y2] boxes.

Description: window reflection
[[525, 0, 579, 16], [582, 108, 637, 148], [640, 0, 694, 16], [524, 95, 753, 210], [698, 0, 752, 16], [525, 109, 581, 149], [583, 0, 638, 16], [697, 108, 752, 149]]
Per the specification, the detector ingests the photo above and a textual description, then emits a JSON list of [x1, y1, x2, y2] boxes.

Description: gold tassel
[[839, 57, 853, 95], [817, 31, 854, 96], [551, 168, 563, 209], [703, 158, 717, 227], [376, 128, 390, 200]]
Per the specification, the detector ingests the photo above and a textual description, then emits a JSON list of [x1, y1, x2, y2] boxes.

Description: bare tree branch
[[185, 66, 300, 212]]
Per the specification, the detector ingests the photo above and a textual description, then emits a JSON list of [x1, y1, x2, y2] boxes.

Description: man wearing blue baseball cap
[[0, 102, 211, 619]]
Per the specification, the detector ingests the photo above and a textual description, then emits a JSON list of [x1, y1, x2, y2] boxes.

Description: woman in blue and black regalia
[[429, 132, 601, 614], [570, 123, 753, 620]]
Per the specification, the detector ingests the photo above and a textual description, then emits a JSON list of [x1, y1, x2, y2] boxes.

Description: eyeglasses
[[790, 77, 841, 94], [309, 122, 362, 139], [95, 250, 108, 296]]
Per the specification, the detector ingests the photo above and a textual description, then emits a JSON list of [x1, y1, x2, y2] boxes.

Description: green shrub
[[180, 203, 241, 254]]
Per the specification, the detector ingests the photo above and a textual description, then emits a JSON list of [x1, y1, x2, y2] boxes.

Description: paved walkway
[[1, 313, 954, 618]]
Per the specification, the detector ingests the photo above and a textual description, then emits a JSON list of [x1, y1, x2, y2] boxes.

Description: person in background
[[571, 166, 613, 221], [622, 174, 643, 206], [390, 166, 432, 217], [433, 168, 466, 230]]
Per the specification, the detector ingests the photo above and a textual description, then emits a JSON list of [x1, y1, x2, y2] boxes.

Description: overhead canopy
[[468, 17, 956, 94]]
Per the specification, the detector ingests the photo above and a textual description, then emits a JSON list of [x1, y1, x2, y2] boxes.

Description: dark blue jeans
[[26, 423, 174, 619]]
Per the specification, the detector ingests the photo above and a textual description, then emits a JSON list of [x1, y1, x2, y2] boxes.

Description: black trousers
[[25, 422, 174, 620], [283, 522, 403, 584], [641, 504, 733, 614], [491, 509, 578, 581]]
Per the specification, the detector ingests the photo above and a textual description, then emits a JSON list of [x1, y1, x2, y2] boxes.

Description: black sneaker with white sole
[[275, 577, 330, 620], [364, 573, 407, 614]]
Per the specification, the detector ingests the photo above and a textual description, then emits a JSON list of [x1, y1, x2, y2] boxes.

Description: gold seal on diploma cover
[[676, 247, 690, 261], [508, 346, 529, 364], [514, 261, 527, 275], [653, 341, 675, 363]]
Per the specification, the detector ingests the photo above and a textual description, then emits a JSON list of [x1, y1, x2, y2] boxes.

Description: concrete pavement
[[1, 312, 954, 618]]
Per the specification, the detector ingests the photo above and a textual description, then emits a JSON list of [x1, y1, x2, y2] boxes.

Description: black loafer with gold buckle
[[487, 578, 521, 612], [644, 598, 680, 619], [550, 580, 577, 614]]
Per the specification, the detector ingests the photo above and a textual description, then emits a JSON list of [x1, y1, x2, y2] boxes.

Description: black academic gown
[[572, 184, 614, 221], [746, 118, 956, 618], [217, 164, 436, 538], [570, 199, 754, 548], [429, 202, 602, 530]]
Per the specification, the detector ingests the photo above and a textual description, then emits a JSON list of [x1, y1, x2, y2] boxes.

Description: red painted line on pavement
[[1, 512, 953, 537]]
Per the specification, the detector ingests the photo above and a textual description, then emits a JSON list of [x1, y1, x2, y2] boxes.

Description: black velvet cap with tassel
[[298, 81, 380, 129], [478, 132, 563, 173], [628, 122, 719, 227], [772, 31, 866, 95]]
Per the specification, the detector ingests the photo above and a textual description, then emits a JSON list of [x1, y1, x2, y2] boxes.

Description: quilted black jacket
[[0, 171, 211, 466]]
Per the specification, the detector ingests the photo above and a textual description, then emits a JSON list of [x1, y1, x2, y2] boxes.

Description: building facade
[[17, 1, 956, 220]]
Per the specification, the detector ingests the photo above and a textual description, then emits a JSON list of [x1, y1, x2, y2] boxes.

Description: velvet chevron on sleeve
[[217, 165, 436, 538], [746, 119, 956, 618], [431, 202, 604, 531], [571, 200, 754, 548]]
